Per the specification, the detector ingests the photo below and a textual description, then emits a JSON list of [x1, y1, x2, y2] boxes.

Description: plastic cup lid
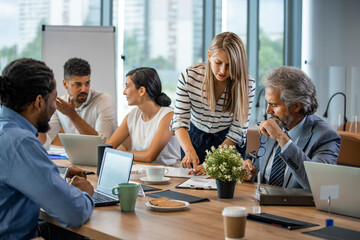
[[222, 206, 248, 217]]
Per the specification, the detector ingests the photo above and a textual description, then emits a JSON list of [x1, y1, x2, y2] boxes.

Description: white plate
[[140, 177, 171, 185], [146, 200, 190, 212]]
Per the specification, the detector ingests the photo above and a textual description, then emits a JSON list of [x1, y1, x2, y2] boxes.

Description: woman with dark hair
[[107, 67, 180, 165]]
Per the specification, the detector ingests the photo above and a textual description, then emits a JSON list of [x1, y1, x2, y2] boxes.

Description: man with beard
[[0, 58, 94, 239], [244, 66, 340, 189], [39, 57, 117, 148]]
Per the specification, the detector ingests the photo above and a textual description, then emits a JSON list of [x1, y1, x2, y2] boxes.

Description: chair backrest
[[337, 121, 360, 134], [246, 128, 260, 155], [337, 131, 360, 167]]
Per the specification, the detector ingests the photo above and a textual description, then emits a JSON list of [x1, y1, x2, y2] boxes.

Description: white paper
[[131, 164, 148, 173], [177, 177, 217, 190], [131, 164, 198, 178], [165, 167, 194, 178], [47, 145, 68, 157], [320, 185, 339, 200]]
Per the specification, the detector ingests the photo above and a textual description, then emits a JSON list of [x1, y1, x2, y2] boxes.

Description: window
[[258, 0, 284, 83], [0, 0, 101, 72], [113, 0, 204, 117], [215, 0, 248, 46]]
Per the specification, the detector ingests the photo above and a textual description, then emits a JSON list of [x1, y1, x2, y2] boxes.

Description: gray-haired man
[[244, 66, 340, 189]]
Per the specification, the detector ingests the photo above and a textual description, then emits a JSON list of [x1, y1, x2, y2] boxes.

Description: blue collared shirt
[[0, 106, 94, 239]]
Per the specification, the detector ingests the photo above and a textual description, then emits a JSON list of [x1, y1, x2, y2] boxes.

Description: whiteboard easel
[[42, 25, 117, 103]]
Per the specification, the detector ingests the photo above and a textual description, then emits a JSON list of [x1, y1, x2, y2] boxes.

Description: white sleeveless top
[[127, 107, 181, 166]]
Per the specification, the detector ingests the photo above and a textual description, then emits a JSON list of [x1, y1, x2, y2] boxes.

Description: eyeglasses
[[249, 133, 269, 160]]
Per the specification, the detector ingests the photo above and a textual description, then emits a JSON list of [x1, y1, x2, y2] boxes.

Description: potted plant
[[203, 145, 248, 199]]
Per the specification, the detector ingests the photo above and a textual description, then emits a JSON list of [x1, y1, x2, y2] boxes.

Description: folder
[[247, 213, 318, 230], [146, 190, 210, 204], [141, 185, 161, 192], [303, 226, 360, 239], [176, 178, 217, 190]]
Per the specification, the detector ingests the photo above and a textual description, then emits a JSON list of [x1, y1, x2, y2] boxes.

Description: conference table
[[40, 160, 360, 240]]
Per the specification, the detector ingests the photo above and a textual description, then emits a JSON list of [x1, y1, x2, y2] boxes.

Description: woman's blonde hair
[[201, 32, 249, 126]]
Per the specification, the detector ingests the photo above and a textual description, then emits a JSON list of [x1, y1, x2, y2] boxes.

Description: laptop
[[59, 133, 103, 166], [93, 148, 134, 206], [304, 161, 360, 218]]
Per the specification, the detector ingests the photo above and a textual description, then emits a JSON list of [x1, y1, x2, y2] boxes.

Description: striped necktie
[[268, 145, 286, 186]]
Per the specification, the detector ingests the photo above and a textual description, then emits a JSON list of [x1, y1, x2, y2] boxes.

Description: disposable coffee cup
[[222, 206, 247, 240], [97, 144, 112, 176], [146, 166, 169, 181]]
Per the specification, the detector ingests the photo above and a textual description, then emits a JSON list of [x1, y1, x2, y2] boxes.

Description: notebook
[[58, 133, 103, 166], [93, 148, 134, 206], [304, 161, 360, 218]]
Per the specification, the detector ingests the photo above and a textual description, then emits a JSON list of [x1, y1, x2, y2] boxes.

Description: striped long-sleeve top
[[171, 63, 256, 147]]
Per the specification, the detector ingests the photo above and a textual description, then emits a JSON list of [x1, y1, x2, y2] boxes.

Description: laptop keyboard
[[93, 191, 116, 203]]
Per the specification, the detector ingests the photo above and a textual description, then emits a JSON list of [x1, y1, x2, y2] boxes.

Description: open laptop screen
[[96, 148, 134, 197]]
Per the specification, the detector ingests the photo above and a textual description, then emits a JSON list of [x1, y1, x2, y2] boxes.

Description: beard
[[37, 107, 51, 133], [75, 92, 88, 103], [271, 113, 294, 130], [37, 121, 50, 133]]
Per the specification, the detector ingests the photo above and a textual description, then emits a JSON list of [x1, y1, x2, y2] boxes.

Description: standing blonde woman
[[171, 32, 255, 172]]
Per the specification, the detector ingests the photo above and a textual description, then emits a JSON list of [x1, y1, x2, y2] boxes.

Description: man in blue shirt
[[0, 58, 95, 239]]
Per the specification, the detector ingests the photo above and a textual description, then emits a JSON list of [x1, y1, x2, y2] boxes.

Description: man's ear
[[292, 102, 302, 113], [34, 95, 43, 112], [63, 79, 68, 90]]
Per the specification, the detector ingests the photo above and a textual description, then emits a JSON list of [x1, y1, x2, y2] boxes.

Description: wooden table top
[[40, 160, 360, 240]]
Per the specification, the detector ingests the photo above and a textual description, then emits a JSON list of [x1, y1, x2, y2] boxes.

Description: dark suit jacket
[[254, 114, 340, 189]]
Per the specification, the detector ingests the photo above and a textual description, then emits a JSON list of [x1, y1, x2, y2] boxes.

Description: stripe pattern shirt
[[171, 63, 256, 147]]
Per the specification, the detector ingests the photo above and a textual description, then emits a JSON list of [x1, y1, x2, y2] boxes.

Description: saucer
[[140, 177, 171, 185]]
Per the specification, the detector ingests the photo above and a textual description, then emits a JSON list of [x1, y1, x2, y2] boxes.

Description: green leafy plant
[[203, 145, 248, 183]]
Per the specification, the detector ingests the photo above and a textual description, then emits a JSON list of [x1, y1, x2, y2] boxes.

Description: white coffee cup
[[146, 166, 169, 181], [222, 206, 248, 240]]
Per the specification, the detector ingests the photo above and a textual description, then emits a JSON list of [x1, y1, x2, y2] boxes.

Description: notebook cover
[[303, 226, 360, 239], [247, 213, 318, 230], [259, 186, 315, 206], [141, 185, 161, 192], [146, 190, 210, 204]]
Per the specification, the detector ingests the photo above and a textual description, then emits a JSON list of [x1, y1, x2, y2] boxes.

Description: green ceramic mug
[[112, 183, 139, 212]]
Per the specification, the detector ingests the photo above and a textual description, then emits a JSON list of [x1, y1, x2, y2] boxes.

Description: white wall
[[302, 0, 360, 127]]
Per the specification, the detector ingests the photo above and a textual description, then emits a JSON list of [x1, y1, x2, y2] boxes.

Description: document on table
[[132, 164, 205, 178], [176, 177, 217, 190], [48, 145, 68, 159]]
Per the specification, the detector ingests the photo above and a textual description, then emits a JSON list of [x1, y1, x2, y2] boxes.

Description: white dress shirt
[[44, 89, 117, 149]]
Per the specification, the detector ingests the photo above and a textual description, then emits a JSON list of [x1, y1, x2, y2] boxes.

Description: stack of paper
[[48, 145, 68, 159]]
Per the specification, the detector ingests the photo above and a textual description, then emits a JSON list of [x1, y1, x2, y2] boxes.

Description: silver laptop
[[304, 161, 360, 218], [93, 148, 134, 206], [59, 133, 103, 166]]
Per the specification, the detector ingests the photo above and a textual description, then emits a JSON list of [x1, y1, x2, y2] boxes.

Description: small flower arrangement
[[203, 145, 248, 183]]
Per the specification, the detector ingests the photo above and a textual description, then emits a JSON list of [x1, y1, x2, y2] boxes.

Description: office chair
[[337, 121, 360, 133], [336, 131, 360, 167], [245, 128, 261, 155]]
